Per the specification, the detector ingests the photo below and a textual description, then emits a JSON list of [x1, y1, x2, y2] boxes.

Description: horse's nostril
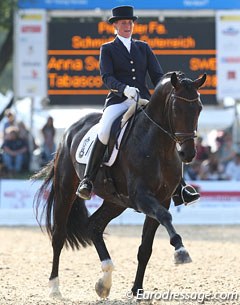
[[178, 150, 195, 163], [178, 151, 184, 158]]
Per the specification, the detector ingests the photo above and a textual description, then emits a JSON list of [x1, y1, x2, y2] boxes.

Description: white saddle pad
[[75, 122, 128, 167]]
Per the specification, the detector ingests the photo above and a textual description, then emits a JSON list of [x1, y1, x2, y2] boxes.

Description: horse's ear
[[194, 73, 207, 89], [171, 72, 180, 89]]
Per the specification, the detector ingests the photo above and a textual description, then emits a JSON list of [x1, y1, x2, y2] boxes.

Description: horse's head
[[169, 72, 206, 163]]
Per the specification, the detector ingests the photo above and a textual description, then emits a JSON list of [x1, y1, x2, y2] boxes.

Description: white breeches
[[97, 98, 136, 145]]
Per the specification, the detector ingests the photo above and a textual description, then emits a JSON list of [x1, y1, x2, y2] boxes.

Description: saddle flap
[[76, 117, 128, 167]]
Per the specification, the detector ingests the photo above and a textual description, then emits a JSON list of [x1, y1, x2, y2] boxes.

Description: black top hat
[[108, 5, 138, 24]]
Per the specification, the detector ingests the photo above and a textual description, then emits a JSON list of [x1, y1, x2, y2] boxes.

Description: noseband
[[141, 92, 200, 145]]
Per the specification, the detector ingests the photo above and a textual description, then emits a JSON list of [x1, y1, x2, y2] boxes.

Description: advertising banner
[[18, 0, 240, 10], [14, 9, 47, 98], [216, 11, 240, 100], [0, 180, 240, 225], [0, 179, 42, 209]]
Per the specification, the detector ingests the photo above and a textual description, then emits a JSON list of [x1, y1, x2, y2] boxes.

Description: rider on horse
[[76, 5, 200, 206]]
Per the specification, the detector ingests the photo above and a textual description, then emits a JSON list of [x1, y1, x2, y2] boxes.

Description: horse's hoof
[[174, 247, 192, 264], [95, 279, 111, 299], [49, 291, 62, 299], [131, 287, 142, 297], [131, 288, 138, 297], [49, 277, 62, 299]]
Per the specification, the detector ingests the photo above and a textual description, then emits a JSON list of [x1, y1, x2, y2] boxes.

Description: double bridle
[[140, 91, 201, 145]]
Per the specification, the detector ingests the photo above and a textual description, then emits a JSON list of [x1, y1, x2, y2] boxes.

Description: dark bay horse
[[33, 71, 206, 299]]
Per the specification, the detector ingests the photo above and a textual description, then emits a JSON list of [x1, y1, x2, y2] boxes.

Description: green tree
[[0, 0, 17, 80]]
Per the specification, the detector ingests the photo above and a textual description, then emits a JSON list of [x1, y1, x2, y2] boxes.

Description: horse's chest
[[162, 158, 181, 172]]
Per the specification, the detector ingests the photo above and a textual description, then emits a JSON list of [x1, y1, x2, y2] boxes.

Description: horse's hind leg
[[49, 220, 68, 298], [132, 216, 159, 296], [87, 200, 125, 299], [49, 152, 79, 298]]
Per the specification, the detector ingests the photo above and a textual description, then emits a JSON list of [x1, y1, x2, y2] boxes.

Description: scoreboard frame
[[47, 17, 216, 106]]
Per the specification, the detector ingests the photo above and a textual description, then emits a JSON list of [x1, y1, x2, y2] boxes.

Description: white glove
[[123, 86, 139, 99]]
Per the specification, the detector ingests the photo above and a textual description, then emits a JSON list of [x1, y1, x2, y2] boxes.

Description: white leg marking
[[101, 259, 114, 289], [49, 277, 62, 298], [174, 246, 192, 264], [95, 259, 115, 298], [175, 246, 186, 253]]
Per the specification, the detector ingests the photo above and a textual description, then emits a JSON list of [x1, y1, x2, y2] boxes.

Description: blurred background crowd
[[184, 132, 240, 181], [0, 108, 56, 177], [0, 104, 240, 181]]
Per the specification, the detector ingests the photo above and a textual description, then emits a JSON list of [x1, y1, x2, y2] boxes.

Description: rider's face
[[114, 19, 134, 38]]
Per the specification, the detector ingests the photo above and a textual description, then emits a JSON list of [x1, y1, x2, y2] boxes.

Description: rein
[[123, 91, 140, 138], [141, 92, 199, 145], [119, 91, 140, 149]]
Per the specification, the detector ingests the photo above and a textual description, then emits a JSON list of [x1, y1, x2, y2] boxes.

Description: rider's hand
[[124, 86, 139, 99]]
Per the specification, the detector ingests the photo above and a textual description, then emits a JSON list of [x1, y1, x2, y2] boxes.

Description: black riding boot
[[76, 137, 107, 200], [172, 178, 200, 206]]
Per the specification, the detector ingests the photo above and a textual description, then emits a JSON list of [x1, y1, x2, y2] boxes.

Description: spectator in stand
[[184, 160, 202, 181], [215, 130, 224, 152], [199, 152, 225, 180], [225, 151, 240, 180], [216, 132, 236, 169], [41, 116, 56, 165], [195, 136, 210, 161], [3, 109, 17, 139], [17, 121, 38, 171], [1, 126, 28, 174]]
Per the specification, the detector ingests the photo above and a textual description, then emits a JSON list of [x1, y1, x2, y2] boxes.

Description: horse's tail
[[32, 160, 91, 250], [32, 161, 55, 235], [66, 196, 91, 249]]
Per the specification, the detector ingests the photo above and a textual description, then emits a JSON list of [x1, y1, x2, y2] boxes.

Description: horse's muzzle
[[178, 143, 196, 163]]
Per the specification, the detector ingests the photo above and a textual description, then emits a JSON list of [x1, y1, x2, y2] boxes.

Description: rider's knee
[[97, 131, 109, 145]]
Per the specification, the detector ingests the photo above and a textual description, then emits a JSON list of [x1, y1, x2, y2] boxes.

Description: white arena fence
[[0, 179, 240, 226]]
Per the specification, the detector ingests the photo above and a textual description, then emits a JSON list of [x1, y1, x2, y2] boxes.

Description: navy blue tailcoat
[[99, 37, 164, 108]]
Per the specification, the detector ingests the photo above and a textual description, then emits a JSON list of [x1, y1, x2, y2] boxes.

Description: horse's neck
[[138, 92, 176, 152], [145, 89, 170, 127]]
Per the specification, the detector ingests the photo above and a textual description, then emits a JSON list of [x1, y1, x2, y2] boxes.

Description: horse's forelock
[[180, 78, 195, 90], [163, 71, 195, 91], [152, 71, 194, 103], [163, 71, 185, 79]]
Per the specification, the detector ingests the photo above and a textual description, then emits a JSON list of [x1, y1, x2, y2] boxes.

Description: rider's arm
[[145, 43, 164, 87], [99, 44, 127, 97]]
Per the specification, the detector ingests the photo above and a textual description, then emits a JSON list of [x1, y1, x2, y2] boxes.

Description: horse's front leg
[[135, 190, 192, 265], [156, 206, 192, 265], [88, 200, 125, 299], [132, 216, 159, 296]]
